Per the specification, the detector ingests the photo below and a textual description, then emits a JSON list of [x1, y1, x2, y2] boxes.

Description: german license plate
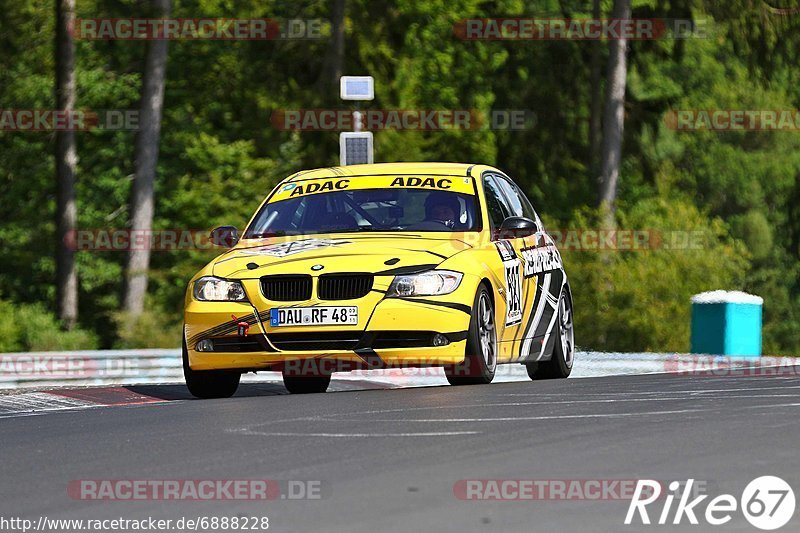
[[269, 306, 358, 327]]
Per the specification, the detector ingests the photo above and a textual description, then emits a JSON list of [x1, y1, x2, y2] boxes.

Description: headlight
[[387, 270, 463, 297], [193, 276, 248, 301]]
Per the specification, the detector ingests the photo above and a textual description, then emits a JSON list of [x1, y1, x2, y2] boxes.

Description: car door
[[491, 173, 565, 362], [482, 173, 527, 356]]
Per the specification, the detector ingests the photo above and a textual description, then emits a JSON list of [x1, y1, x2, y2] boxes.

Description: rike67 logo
[[625, 477, 796, 530]]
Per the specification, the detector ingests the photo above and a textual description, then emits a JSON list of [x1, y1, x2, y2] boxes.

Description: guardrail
[[1, 350, 797, 390], [0, 349, 181, 389]]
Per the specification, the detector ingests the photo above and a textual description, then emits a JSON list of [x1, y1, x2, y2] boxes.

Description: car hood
[[211, 233, 473, 279]]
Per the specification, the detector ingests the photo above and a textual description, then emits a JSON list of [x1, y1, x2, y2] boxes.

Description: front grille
[[261, 275, 312, 301], [318, 273, 373, 300], [267, 331, 362, 351]]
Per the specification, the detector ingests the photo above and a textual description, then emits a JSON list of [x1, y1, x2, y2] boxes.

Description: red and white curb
[[0, 387, 170, 419]]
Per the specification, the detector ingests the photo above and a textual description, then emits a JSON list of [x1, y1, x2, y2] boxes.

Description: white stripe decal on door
[[521, 272, 551, 358]]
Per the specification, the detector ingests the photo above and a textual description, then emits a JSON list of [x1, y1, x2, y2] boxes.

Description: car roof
[[285, 162, 491, 182]]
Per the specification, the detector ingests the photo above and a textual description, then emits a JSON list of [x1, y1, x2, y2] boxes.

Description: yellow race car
[[183, 163, 573, 397]]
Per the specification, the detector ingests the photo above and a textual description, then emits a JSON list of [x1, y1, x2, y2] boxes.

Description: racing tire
[[282, 372, 331, 394], [444, 283, 497, 386], [182, 340, 241, 399], [526, 285, 574, 380]]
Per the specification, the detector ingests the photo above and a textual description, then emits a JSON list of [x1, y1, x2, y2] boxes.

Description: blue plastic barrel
[[690, 291, 762, 357]]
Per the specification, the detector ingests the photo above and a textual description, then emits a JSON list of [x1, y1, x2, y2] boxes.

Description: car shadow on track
[[124, 377, 422, 402], [125, 382, 289, 401]]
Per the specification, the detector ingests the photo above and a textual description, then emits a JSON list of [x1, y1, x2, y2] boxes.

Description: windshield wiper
[[354, 226, 393, 232], [247, 230, 286, 238]]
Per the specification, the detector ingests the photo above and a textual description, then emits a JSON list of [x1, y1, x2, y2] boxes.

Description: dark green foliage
[[0, 0, 798, 354]]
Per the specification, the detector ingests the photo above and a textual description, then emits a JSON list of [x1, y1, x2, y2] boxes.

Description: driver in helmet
[[424, 192, 461, 229]]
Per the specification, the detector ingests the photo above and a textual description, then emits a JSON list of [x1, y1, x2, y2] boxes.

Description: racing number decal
[[505, 262, 522, 325], [496, 241, 522, 326]]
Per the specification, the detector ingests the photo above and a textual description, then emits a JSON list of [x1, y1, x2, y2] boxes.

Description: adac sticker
[[390, 176, 452, 189], [495, 240, 516, 262], [289, 179, 350, 197]]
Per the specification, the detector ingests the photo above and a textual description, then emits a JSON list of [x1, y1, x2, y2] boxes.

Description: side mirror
[[498, 216, 539, 239], [210, 226, 239, 248]]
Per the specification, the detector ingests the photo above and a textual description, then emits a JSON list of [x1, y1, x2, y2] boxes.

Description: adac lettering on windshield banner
[[389, 176, 473, 194], [270, 175, 474, 201], [280, 178, 351, 199]]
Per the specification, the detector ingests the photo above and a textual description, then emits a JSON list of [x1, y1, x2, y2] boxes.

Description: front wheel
[[526, 285, 574, 380], [445, 284, 497, 385], [183, 340, 241, 399]]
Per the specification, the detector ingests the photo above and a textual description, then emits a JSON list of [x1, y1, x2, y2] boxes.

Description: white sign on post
[[339, 132, 373, 166], [340, 76, 374, 101], [339, 76, 375, 166]]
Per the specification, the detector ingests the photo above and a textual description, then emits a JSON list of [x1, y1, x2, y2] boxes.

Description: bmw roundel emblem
[[311, 264, 324, 271]]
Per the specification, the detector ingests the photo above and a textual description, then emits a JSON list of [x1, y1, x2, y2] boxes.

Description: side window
[[492, 175, 524, 217], [494, 174, 537, 221], [483, 174, 513, 229], [517, 190, 539, 223]]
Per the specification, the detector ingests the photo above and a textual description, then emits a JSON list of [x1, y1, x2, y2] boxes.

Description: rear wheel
[[526, 286, 574, 380], [282, 372, 331, 394], [445, 284, 497, 385], [182, 340, 241, 398]]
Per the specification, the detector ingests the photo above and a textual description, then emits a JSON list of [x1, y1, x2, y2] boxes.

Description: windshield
[[244, 187, 480, 237]]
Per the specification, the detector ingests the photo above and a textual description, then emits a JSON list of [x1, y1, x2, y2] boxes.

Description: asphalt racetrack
[[1, 370, 799, 532]]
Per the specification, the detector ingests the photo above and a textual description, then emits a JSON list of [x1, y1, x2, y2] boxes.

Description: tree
[[55, 0, 78, 329], [589, 0, 602, 182], [317, 0, 346, 97], [123, 0, 171, 316], [598, 0, 631, 216], [4, 0, 800, 354]]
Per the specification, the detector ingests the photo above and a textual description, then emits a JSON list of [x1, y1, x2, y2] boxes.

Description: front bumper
[[183, 277, 477, 372], [185, 341, 468, 372]]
